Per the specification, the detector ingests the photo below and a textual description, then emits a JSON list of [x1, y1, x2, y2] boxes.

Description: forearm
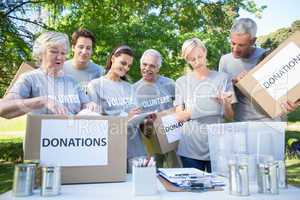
[[224, 102, 234, 121], [0, 97, 45, 119]]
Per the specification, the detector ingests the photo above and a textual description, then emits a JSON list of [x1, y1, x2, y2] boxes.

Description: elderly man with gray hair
[[133, 49, 179, 167], [219, 18, 298, 122]]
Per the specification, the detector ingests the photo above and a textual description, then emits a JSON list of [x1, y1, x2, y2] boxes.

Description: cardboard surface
[[24, 114, 127, 184], [236, 31, 300, 118], [4, 62, 36, 96], [143, 108, 180, 154]]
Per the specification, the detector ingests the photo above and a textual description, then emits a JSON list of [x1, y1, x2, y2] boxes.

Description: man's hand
[[233, 70, 248, 84], [175, 110, 191, 123], [281, 99, 300, 113], [128, 107, 142, 119]]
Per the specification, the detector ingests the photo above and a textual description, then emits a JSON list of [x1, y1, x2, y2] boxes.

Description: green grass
[[288, 107, 300, 122], [286, 159, 300, 186], [0, 162, 14, 194], [0, 116, 26, 132]]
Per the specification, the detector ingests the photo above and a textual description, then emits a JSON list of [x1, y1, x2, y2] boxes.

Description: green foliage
[[257, 20, 300, 51], [0, 138, 23, 162], [0, 13, 31, 97], [0, 0, 265, 96], [286, 131, 300, 159]]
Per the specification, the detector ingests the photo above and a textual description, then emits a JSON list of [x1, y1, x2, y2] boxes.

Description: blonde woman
[[175, 38, 236, 172]]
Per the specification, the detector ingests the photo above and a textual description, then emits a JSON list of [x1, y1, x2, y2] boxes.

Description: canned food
[[24, 160, 41, 189], [257, 161, 279, 195], [276, 160, 287, 189], [12, 164, 35, 197], [41, 166, 61, 196], [228, 157, 249, 196]]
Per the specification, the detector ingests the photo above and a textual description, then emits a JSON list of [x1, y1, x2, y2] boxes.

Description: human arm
[[1, 95, 69, 118]]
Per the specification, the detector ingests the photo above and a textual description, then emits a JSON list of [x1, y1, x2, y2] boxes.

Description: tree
[[0, 0, 49, 97], [1, 0, 265, 97], [257, 20, 300, 51]]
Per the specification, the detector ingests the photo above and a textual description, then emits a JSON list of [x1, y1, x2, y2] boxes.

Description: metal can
[[24, 160, 41, 189], [41, 166, 61, 196], [228, 159, 249, 196], [276, 160, 287, 189], [257, 162, 279, 194], [229, 161, 239, 195], [12, 164, 35, 197]]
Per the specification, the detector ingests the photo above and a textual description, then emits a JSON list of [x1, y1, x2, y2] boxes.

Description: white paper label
[[253, 42, 300, 100], [40, 119, 108, 166], [161, 114, 182, 143]]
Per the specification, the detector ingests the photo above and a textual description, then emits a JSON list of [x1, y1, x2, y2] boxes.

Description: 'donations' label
[[253, 42, 300, 100], [161, 114, 182, 143], [40, 119, 108, 167]]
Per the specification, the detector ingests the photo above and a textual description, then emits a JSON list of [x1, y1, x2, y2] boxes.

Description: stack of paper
[[158, 168, 225, 189]]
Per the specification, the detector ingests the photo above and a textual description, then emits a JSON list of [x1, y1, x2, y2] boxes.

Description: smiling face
[[230, 32, 256, 59], [110, 53, 133, 78], [186, 46, 207, 70], [140, 54, 159, 82], [41, 44, 67, 75], [72, 36, 93, 68]]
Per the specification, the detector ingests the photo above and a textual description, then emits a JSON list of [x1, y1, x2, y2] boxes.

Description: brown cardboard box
[[4, 62, 36, 96], [236, 31, 300, 118], [24, 114, 127, 184], [143, 108, 181, 154]]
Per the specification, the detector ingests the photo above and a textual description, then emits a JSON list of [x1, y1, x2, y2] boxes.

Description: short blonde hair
[[32, 31, 69, 65], [181, 37, 207, 60]]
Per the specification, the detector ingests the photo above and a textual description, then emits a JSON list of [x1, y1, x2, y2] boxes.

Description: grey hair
[[32, 31, 70, 65], [140, 49, 162, 68], [181, 37, 207, 60], [231, 18, 257, 38]]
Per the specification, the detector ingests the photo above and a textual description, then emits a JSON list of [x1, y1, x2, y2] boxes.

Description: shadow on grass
[[288, 107, 300, 122], [287, 162, 300, 171], [0, 163, 14, 194]]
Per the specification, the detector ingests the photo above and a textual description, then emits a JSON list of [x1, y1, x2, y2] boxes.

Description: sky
[[239, 0, 300, 36]]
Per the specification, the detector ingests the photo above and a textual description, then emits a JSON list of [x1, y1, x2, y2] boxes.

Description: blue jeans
[[180, 156, 211, 173]]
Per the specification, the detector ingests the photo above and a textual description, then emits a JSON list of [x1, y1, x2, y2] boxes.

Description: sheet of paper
[[253, 42, 300, 100], [161, 114, 182, 143], [40, 119, 108, 167]]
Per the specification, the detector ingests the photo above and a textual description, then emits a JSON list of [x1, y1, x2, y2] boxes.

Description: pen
[[174, 173, 190, 177]]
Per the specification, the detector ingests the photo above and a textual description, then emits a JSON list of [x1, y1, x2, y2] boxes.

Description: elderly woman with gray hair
[[175, 37, 236, 172], [0, 31, 97, 118]]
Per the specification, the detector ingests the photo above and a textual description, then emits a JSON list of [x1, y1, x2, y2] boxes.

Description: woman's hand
[[175, 110, 191, 123], [84, 102, 100, 112], [215, 91, 233, 105], [213, 92, 234, 120], [43, 97, 69, 115]]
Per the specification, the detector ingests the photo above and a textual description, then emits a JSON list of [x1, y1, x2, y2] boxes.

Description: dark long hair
[[106, 45, 134, 81]]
